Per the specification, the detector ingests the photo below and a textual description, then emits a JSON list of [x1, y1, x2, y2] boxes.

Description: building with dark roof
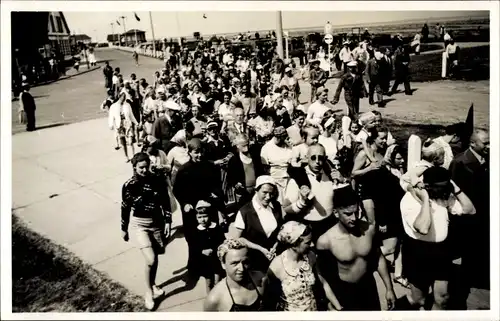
[[70, 34, 92, 45], [11, 11, 73, 84]]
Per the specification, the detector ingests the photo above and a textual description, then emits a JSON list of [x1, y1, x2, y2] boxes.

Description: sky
[[63, 10, 489, 43]]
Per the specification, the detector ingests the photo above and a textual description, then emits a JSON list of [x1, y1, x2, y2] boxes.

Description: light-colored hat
[[156, 87, 166, 94], [324, 117, 336, 129], [374, 51, 384, 60], [277, 221, 307, 245], [207, 121, 218, 129], [285, 67, 292, 73], [146, 135, 158, 145], [343, 40, 350, 45], [196, 200, 212, 210], [316, 87, 329, 97], [232, 77, 241, 83], [255, 175, 277, 189], [166, 101, 181, 111], [347, 61, 357, 67], [256, 64, 263, 70]]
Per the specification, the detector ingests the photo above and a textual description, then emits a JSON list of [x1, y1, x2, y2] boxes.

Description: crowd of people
[[101, 39, 489, 312]]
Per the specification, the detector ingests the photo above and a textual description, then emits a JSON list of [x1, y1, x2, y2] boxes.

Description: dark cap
[[423, 166, 451, 185], [333, 185, 359, 209]]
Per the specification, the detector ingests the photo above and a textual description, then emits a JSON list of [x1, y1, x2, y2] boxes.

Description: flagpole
[[276, 11, 284, 59], [119, 16, 127, 46], [110, 22, 115, 45], [149, 12, 156, 58], [175, 12, 182, 47]]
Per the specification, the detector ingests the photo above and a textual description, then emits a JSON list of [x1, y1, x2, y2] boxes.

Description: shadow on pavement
[[35, 122, 68, 131], [382, 98, 396, 105], [157, 271, 200, 305]]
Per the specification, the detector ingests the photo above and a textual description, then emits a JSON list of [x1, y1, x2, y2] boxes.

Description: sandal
[[152, 285, 165, 298], [394, 276, 410, 289]]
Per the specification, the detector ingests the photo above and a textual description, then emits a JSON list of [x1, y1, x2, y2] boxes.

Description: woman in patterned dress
[[265, 221, 342, 311]]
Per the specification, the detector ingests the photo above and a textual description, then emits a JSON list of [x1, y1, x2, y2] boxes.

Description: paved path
[[11, 48, 490, 311], [11, 49, 165, 135]]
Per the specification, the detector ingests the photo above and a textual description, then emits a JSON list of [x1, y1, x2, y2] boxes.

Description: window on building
[[56, 16, 63, 33], [49, 15, 56, 33]]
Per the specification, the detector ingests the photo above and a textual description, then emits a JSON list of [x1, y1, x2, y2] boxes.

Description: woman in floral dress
[[266, 221, 342, 311]]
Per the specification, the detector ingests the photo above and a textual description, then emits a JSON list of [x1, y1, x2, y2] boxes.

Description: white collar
[[239, 152, 253, 164], [252, 194, 273, 211], [197, 222, 217, 230], [469, 147, 485, 164], [305, 166, 327, 181]]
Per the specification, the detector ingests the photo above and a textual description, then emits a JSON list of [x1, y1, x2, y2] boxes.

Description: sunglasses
[[310, 155, 326, 161]]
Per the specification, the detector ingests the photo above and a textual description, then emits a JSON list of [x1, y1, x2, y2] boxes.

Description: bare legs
[[140, 247, 159, 310]]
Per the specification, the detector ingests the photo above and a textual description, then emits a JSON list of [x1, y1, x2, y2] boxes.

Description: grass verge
[[12, 214, 147, 312]]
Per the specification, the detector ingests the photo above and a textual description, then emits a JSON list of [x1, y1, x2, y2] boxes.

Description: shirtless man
[[316, 185, 396, 311], [204, 238, 267, 312]]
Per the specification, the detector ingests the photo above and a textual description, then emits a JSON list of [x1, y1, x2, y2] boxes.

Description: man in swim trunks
[[204, 238, 267, 311], [315, 185, 396, 311]]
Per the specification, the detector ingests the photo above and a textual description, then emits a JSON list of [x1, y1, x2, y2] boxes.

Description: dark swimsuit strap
[[225, 274, 261, 306]]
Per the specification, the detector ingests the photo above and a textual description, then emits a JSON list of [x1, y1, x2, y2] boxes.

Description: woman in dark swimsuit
[[351, 125, 389, 224], [225, 272, 263, 311], [204, 239, 266, 311]]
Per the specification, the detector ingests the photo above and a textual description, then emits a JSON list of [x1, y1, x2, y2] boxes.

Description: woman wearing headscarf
[[121, 153, 172, 310], [230, 175, 285, 273], [265, 221, 342, 311], [165, 129, 191, 186]]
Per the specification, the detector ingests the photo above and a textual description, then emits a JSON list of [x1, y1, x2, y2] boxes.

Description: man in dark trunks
[[316, 185, 396, 311]]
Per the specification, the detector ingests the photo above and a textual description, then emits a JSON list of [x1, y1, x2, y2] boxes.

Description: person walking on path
[[309, 60, 327, 103], [121, 152, 172, 310], [133, 50, 140, 67], [332, 61, 367, 119], [108, 92, 139, 162], [20, 82, 36, 131], [103, 61, 113, 91], [390, 46, 412, 96], [366, 51, 385, 107]]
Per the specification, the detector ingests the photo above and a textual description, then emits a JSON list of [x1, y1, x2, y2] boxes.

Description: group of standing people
[[308, 38, 412, 120], [108, 38, 489, 313]]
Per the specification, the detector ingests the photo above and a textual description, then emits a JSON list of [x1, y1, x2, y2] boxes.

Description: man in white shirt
[[318, 117, 338, 163], [339, 41, 353, 73], [398, 166, 475, 311], [283, 144, 340, 242], [306, 88, 331, 126]]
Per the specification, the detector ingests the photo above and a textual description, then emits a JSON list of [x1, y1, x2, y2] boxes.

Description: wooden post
[[276, 11, 284, 59]]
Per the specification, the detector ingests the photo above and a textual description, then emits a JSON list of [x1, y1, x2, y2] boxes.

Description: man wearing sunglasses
[[283, 144, 338, 242]]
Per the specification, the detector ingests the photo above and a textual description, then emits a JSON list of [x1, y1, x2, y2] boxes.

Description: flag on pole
[[134, 12, 141, 21], [116, 20, 120, 26]]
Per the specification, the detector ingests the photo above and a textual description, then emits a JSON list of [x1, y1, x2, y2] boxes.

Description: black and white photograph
[[1, 1, 498, 319]]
